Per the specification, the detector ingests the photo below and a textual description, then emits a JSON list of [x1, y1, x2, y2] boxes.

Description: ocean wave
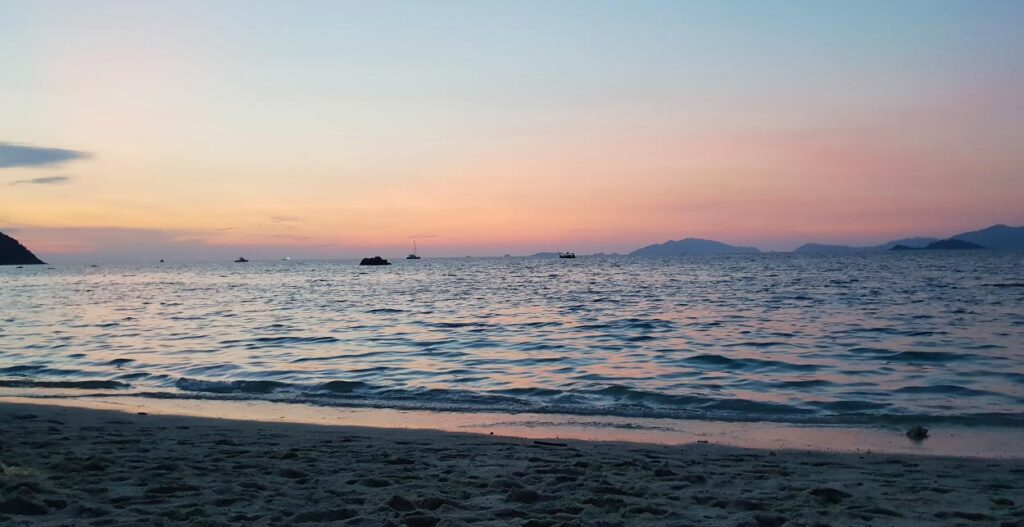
[[5, 375, 1024, 427], [882, 351, 976, 362], [683, 354, 820, 371], [219, 336, 340, 347], [0, 379, 129, 389], [5, 254, 1024, 430], [895, 385, 1000, 397], [33, 387, 1024, 427], [175, 378, 291, 394]]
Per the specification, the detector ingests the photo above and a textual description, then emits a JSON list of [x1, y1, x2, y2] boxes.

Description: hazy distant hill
[[869, 237, 941, 251], [795, 237, 937, 253], [891, 239, 987, 251], [925, 239, 986, 250], [793, 243, 858, 253], [0, 231, 45, 265], [630, 238, 759, 256], [951, 224, 1024, 250]]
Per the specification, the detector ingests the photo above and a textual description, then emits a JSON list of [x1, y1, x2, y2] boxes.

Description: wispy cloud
[[0, 142, 91, 169], [270, 215, 302, 223], [9, 175, 72, 186]]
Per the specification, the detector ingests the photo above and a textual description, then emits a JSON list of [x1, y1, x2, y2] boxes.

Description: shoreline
[[3, 402, 1024, 526], [3, 396, 1023, 459]]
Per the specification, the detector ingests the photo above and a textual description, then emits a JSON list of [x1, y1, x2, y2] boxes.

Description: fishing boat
[[234, 257, 249, 263], [558, 252, 576, 259], [406, 240, 421, 260]]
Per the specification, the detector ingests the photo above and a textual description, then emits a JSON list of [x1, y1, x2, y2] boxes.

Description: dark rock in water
[[403, 515, 440, 527], [0, 495, 48, 515], [416, 496, 457, 511], [42, 498, 67, 510], [809, 487, 851, 504], [0, 231, 45, 265], [359, 477, 393, 487], [906, 425, 929, 441], [359, 256, 391, 266], [292, 508, 357, 523], [387, 495, 415, 512], [749, 514, 788, 527], [925, 239, 985, 250], [276, 467, 307, 479], [507, 488, 541, 503]]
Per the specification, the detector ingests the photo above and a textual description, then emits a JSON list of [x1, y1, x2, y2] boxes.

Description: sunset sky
[[2, 1, 1023, 261]]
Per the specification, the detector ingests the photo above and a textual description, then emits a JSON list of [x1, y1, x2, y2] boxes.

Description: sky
[[2, 0, 1023, 262]]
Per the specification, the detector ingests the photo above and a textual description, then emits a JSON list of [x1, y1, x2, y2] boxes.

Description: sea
[[2, 252, 1023, 435]]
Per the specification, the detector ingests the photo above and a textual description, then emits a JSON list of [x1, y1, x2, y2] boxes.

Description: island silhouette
[[795, 225, 1023, 253], [629, 238, 760, 256], [0, 231, 45, 265], [2, 224, 1021, 264]]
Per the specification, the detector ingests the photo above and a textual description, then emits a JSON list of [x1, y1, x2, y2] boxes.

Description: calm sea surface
[[2, 253, 1023, 426]]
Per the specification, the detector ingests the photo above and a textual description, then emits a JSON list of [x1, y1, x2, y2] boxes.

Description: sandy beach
[[1, 402, 1021, 526]]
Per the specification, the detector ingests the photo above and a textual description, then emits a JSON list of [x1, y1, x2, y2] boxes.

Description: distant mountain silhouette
[[890, 239, 987, 251], [0, 231, 45, 265], [925, 239, 986, 250], [630, 238, 759, 256], [951, 224, 1024, 250], [793, 243, 858, 253], [795, 237, 938, 253]]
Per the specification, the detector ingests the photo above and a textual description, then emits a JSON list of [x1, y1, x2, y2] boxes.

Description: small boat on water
[[406, 240, 421, 260], [234, 257, 249, 263], [281, 256, 290, 261], [558, 252, 576, 259]]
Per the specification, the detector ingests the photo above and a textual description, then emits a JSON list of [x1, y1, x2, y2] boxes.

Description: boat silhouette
[[406, 240, 421, 260]]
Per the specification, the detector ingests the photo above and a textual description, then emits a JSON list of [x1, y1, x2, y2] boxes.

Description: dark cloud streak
[[0, 142, 91, 169], [9, 176, 72, 186]]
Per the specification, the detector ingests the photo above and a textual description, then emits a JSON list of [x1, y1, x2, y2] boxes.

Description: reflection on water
[[1, 252, 1023, 426]]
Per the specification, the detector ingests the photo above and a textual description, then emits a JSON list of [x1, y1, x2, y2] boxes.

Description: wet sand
[[2, 402, 1022, 526]]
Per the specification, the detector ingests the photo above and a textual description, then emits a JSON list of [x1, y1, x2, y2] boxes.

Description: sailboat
[[406, 240, 422, 260]]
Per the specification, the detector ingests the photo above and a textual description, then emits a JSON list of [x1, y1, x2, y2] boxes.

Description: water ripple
[[2, 252, 1023, 425]]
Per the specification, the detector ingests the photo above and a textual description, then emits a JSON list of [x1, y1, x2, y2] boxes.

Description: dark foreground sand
[[1, 403, 1022, 526]]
